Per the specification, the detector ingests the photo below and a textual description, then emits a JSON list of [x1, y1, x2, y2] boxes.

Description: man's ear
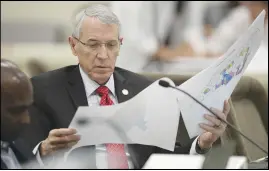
[[68, 36, 78, 56], [116, 37, 123, 56]]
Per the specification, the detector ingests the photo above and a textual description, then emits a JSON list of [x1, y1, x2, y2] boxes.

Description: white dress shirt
[[1, 141, 22, 169], [79, 66, 133, 169]]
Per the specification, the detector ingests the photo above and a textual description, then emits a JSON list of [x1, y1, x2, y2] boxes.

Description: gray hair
[[72, 4, 121, 38]]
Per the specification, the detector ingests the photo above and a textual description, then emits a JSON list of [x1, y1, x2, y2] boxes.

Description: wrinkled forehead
[[80, 17, 119, 41]]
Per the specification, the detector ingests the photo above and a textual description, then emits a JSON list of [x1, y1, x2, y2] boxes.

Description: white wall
[[1, 1, 110, 24], [1, 1, 110, 43]]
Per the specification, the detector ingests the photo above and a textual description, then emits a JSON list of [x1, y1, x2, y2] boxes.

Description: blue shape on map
[[223, 73, 233, 85]]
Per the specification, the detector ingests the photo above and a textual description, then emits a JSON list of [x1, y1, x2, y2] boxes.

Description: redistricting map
[[199, 47, 250, 101], [196, 26, 260, 102]]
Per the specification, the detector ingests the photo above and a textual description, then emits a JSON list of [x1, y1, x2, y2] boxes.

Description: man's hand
[[40, 128, 81, 156], [198, 100, 230, 149]]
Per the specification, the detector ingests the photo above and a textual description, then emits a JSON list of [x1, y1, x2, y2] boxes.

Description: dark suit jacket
[[22, 65, 196, 169], [1, 139, 36, 169]]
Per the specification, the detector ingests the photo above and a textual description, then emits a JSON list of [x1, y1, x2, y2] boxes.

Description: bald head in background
[[1, 59, 33, 142]]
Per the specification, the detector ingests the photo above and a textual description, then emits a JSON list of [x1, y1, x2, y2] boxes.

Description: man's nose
[[97, 44, 109, 59]]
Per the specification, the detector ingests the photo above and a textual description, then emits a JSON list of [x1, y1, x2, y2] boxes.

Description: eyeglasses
[[73, 37, 121, 52]]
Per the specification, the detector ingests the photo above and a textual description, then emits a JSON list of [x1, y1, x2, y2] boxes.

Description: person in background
[[110, 1, 233, 72], [110, 1, 179, 72], [204, 1, 268, 57], [27, 59, 47, 77], [174, 1, 240, 57], [1, 59, 36, 169]]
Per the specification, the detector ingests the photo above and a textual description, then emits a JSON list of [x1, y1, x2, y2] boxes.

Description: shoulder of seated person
[[31, 65, 78, 85], [115, 67, 154, 85]]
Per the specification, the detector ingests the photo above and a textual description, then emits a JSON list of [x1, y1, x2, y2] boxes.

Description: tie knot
[[96, 86, 110, 97]]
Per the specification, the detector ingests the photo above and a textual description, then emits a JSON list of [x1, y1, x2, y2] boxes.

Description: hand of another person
[[152, 46, 179, 61], [198, 100, 230, 149], [40, 128, 81, 156], [152, 44, 196, 62], [174, 42, 196, 57]]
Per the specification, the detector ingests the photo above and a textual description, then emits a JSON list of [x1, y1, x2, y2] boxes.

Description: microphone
[[159, 80, 268, 155]]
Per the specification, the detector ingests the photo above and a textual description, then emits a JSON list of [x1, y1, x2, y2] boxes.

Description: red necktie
[[96, 86, 129, 169]]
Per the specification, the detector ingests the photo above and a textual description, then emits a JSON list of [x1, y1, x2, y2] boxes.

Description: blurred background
[[1, 1, 268, 76], [1, 1, 109, 76], [1, 1, 268, 162]]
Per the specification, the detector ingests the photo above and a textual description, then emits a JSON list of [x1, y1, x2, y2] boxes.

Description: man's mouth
[[97, 66, 107, 68], [95, 66, 111, 71]]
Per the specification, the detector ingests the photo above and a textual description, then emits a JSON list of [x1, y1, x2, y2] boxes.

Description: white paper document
[[177, 10, 266, 138], [68, 78, 179, 152], [142, 154, 247, 169]]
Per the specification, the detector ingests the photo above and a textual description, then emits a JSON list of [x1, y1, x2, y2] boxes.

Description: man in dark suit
[[22, 4, 230, 169], [1, 59, 37, 169]]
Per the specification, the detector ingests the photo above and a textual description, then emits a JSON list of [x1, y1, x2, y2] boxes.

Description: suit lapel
[[11, 139, 35, 164], [66, 65, 88, 109], [66, 66, 134, 107], [113, 69, 134, 103]]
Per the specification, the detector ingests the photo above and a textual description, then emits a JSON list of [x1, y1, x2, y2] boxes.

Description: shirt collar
[[79, 65, 116, 98]]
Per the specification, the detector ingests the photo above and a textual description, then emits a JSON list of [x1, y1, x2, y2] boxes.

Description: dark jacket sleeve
[[153, 136, 197, 155], [24, 104, 52, 149], [21, 77, 52, 150]]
